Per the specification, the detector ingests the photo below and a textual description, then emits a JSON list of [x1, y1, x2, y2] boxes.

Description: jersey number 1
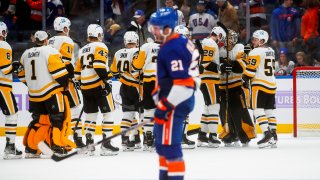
[[31, 60, 36, 80]]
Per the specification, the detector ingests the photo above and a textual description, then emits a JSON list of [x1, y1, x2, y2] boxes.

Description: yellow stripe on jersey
[[74, 58, 82, 81], [60, 42, 74, 63], [252, 86, 276, 95], [81, 74, 98, 81], [245, 55, 261, 78], [132, 51, 146, 70], [110, 56, 118, 74], [252, 79, 276, 87], [48, 54, 68, 80], [29, 81, 56, 93], [80, 80, 104, 90], [93, 47, 108, 69], [0, 48, 12, 75], [18, 69, 26, 83], [29, 87, 65, 102]]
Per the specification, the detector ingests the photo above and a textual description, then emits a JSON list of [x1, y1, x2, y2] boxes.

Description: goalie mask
[[87, 24, 104, 41], [124, 31, 139, 47], [0, 21, 8, 38], [227, 29, 238, 51], [54, 17, 71, 35]]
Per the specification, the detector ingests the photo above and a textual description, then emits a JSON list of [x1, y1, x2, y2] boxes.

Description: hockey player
[[0, 21, 22, 159], [173, 25, 196, 149], [110, 31, 142, 151], [48, 17, 84, 148], [131, 34, 160, 151], [197, 26, 226, 148], [219, 29, 256, 146], [74, 24, 119, 156], [19, 31, 73, 155], [243, 30, 278, 148], [149, 8, 199, 180]]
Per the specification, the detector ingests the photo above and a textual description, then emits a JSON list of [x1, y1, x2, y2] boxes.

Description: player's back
[[48, 36, 74, 63], [201, 37, 220, 83], [76, 42, 108, 90], [20, 45, 66, 101], [140, 42, 160, 83], [248, 46, 276, 92], [111, 47, 140, 87], [0, 41, 13, 89]]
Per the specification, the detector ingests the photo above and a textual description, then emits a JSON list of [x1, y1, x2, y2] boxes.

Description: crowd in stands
[[1, 0, 320, 76]]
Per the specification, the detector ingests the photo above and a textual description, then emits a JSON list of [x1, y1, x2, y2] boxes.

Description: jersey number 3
[[171, 60, 184, 71]]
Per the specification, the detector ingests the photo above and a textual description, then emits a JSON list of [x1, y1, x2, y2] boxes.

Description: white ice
[[0, 134, 319, 180]]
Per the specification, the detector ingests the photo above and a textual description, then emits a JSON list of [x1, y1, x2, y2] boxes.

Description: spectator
[[188, 0, 217, 41], [247, 0, 268, 31], [180, 0, 191, 25], [106, 23, 125, 58], [275, 48, 295, 76], [271, 0, 300, 59], [26, 0, 42, 30], [47, 0, 65, 28], [295, 51, 309, 67], [165, 0, 186, 26], [127, 9, 150, 43], [216, 0, 240, 32]]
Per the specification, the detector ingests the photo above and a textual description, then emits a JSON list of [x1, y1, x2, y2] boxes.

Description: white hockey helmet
[[211, 26, 226, 42], [124, 31, 139, 46], [53, 17, 71, 32], [87, 24, 104, 39], [252, 30, 269, 45], [174, 25, 190, 37], [0, 21, 8, 38]]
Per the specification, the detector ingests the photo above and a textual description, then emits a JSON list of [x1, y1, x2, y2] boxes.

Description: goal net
[[293, 67, 320, 137]]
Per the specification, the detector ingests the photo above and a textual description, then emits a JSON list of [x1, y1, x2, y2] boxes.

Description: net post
[[293, 68, 297, 138]]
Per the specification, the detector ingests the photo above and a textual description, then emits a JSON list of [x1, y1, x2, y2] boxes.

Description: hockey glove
[[242, 74, 251, 89], [102, 79, 112, 96], [219, 63, 232, 74], [154, 98, 175, 125], [12, 61, 21, 73], [199, 64, 204, 74], [244, 43, 252, 55]]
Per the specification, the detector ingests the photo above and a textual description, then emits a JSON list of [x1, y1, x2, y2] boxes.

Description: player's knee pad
[[71, 105, 82, 119], [102, 112, 112, 123], [49, 112, 65, 129], [207, 104, 220, 114], [123, 111, 135, 121], [155, 144, 183, 160], [253, 108, 265, 118], [5, 113, 17, 124], [265, 109, 275, 118]]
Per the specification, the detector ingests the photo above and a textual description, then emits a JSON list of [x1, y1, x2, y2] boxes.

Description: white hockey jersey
[[200, 37, 220, 84], [188, 12, 217, 41], [177, 9, 186, 26], [110, 48, 142, 88], [48, 36, 74, 65], [132, 42, 160, 83], [220, 43, 245, 90], [244, 46, 276, 94], [74, 42, 109, 91], [19, 46, 68, 102], [0, 41, 13, 90]]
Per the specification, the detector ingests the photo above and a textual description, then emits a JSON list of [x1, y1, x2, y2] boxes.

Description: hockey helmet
[[227, 29, 238, 46], [148, 7, 178, 30], [0, 21, 8, 38], [252, 30, 269, 45], [211, 26, 226, 43], [174, 25, 190, 37], [54, 17, 71, 32], [87, 24, 104, 39], [124, 31, 139, 46]]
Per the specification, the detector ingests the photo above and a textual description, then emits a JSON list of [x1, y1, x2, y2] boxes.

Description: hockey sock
[[254, 109, 269, 132], [5, 114, 18, 143], [265, 109, 277, 130], [200, 105, 209, 133], [167, 158, 185, 180], [159, 156, 168, 180], [131, 118, 139, 135], [102, 112, 113, 137], [207, 104, 220, 134], [84, 113, 98, 136], [121, 112, 134, 136], [143, 109, 155, 133]]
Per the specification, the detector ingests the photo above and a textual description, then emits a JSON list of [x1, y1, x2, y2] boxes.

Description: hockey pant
[[219, 88, 256, 143]]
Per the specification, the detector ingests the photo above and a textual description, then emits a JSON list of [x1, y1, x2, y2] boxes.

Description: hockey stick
[[39, 119, 153, 162], [217, 22, 239, 139], [113, 100, 137, 111]]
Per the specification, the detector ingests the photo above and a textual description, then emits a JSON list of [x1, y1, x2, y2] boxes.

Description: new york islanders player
[[243, 30, 278, 148], [149, 8, 199, 180], [48, 17, 84, 148], [74, 24, 119, 155], [218, 29, 256, 146], [110, 31, 143, 151], [197, 26, 226, 148], [0, 21, 22, 159]]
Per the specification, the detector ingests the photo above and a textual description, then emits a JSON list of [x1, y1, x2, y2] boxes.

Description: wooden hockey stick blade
[[187, 127, 200, 136], [50, 119, 152, 162]]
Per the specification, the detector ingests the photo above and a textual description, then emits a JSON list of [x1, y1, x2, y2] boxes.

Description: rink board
[[0, 77, 312, 135]]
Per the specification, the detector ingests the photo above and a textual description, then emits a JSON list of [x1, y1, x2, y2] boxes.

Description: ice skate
[[197, 131, 208, 147], [25, 147, 40, 159], [3, 138, 22, 159], [222, 134, 239, 147], [85, 133, 95, 156], [257, 130, 273, 148], [143, 131, 155, 152], [121, 135, 135, 152], [208, 133, 221, 148], [182, 134, 195, 149], [73, 133, 86, 148], [133, 134, 142, 149], [271, 129, 278, 148], [100, 134, 119, 156]]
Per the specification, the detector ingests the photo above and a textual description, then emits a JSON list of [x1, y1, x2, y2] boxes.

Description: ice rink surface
[[0, 134, 319, 180]]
